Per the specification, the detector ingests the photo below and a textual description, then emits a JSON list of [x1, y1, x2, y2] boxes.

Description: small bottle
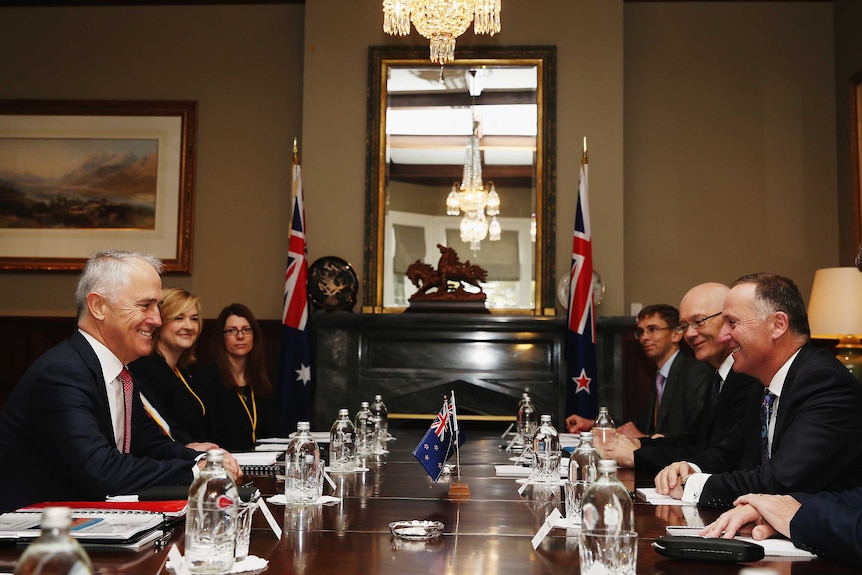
[[285, 421, 323, 505], [354, 401, 375, 456], [185, 449, 239, 574], [570, 431, 600, 483], [531, 414, 561, 482], [13, 507, 94, 575], [517, 394, 538, 447], [369, 394, 389, 453], [592, 406, 617, 452], [580, 459, 635, 533], [329, 408, 357, 472]]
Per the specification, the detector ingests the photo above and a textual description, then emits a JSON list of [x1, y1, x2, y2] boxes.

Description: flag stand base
[[448, 482, 471, 499]]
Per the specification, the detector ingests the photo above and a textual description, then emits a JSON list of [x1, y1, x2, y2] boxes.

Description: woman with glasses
[[198, 303, 274, 451], [129, 288, 216, 450]]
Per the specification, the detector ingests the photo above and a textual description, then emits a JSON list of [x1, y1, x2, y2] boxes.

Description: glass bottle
[[185, 449, 239, 574], [531, 414, 561, 482], [13, 507, 94, 575], [285, 421, 324, 505], [354, 401, 375, 456], [580, 459, 634, 533], [517, 394, 538, 447], [592, 406, 617, 453], [570, 431, 600, 483], [329, 408, 357, 472], [369, 394, 389, 453]]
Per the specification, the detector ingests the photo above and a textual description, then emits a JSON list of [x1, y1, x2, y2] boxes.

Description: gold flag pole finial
[[292, 137, 299, 165], [582, 136, 588, 163]]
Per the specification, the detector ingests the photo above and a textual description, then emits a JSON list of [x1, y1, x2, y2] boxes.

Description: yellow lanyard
[[174, 367, 206, 416], [237, 387, 258, 443]]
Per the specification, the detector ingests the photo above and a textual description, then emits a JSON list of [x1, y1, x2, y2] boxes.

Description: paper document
[[636, 487, 688, 506], [0, 511, 162, 542]]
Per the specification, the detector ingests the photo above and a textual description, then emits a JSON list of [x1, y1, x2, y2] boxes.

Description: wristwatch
[[680, 474, 692, 486]]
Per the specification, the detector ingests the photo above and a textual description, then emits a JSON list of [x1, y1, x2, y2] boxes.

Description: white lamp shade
[[807, 267, 862, 338]]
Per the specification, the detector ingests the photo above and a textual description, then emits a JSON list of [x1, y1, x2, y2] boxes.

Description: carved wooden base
[[448, 482, 471, 499], [404, 300, 490, 314]]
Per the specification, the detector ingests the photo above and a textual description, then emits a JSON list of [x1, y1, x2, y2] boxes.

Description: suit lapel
[[770, 343, 811, 455], [69, 331, 118, 446]]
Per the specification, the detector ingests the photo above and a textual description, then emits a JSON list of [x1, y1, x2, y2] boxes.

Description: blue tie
[[760, 389, 777, 464]]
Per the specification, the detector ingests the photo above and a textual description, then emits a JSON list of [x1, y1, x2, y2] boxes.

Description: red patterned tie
[[119, 368, 133, 453]]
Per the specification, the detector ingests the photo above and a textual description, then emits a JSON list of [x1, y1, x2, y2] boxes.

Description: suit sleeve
[[30, 359, 195, 500], [790, 489, 862, 566]]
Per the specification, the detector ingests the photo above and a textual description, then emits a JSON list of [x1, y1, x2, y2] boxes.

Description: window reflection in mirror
[[364, 46, 556, 314]]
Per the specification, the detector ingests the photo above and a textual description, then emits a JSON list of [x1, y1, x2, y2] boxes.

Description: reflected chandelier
[[447, 120, 501, 253], [383, 0, 502, 65]]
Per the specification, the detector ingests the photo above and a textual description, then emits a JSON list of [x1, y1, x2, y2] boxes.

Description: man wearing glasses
[[604, 283, 761, 473], [566, 304, 713, 440]]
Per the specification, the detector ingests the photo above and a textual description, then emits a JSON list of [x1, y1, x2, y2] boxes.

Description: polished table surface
[[0, 428, 856, 574]]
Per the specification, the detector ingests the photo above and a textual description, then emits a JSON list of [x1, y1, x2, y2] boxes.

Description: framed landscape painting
[[0, 100, 197, 272]]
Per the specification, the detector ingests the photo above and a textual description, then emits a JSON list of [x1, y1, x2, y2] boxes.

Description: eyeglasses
[[675, 312, 722, 334], [634, 325, 674, 340], [224, 327, 254, 337]]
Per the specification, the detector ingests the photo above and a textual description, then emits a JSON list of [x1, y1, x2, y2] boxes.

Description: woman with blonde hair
[[130, 288, 215, 448]]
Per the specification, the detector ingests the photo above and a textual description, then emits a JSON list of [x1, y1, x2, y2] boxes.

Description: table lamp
[[807, 267, 862, 382]]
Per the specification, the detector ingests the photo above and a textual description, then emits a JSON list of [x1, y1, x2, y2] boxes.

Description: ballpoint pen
[[154, 528, 175, 551]]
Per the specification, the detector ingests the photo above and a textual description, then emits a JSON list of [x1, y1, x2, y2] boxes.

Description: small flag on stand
[[279, 139, 314, 434], [412, 394, 465, 482], [565, 137, 599, 420]]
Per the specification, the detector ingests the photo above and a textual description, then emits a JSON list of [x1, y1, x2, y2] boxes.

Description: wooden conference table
[[0, 429, 855, 574]]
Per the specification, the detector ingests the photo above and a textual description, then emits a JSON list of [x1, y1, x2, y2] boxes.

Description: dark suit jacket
[[632, 352, 713, 437], [790, 488, 862, 565], [130, 354, 214, 445], [697, 343, 862, 509], [0, 332, 198, 512], [196, 364, 275, 452], [633, 367, 760, 473]]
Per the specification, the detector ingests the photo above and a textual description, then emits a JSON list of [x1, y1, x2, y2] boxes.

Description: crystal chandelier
[[446, 119, 501, 253], [383, 0, 502, 65]]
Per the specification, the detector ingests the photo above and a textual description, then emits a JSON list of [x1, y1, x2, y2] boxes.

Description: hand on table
[[700, 494, 800, 540], [565, 414, 593, 433], [616, 421, 646, 439], [602, 434, 640, 468], [654, 461, 694, 499], [187, 442, 219, 452]]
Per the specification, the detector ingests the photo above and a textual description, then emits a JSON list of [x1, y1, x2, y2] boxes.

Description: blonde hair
[[154, 287, 202, 369]]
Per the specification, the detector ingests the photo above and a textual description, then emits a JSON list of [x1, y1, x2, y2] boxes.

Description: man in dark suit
[[654, 272, 862, 510], [566, 304, 713, 439], [699, 254, 862, 567], [0, 250, 241, 512], [606, 283, 761, 473]]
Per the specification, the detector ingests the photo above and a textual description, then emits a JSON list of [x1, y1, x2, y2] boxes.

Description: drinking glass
[[579, 529, 637, 575], [234, 500, 257, 560]]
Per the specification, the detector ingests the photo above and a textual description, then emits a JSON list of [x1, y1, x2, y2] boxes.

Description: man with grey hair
[[654, 272, 862, 509], [0, 250, 239, 512]]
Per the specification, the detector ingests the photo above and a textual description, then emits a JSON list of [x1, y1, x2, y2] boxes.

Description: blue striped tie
[[760, 389, 777, 464]]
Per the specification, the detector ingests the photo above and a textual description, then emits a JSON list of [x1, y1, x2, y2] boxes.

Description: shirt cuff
[[681, 473, 710, 504]]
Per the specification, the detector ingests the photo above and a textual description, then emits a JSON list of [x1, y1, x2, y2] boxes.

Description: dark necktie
[[760, 389, 777, 464], [701, 370, 723, 431], [654, 372, 666, 428], [119, 367, 133, 453]]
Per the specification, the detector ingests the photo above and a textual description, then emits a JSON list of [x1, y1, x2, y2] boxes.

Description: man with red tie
[[0, 250, 240, 512]]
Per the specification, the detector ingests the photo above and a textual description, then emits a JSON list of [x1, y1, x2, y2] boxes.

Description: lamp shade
[[807, 267, 862, 338]]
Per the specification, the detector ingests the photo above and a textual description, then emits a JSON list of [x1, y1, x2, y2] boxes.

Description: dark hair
[[732, 272, 810, 337], [637, 304, 679, 328], [212, 303, 272, 397], [856, 245, 862, 272]]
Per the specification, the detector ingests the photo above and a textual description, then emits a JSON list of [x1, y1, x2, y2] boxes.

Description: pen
[[154, 528, 175, 550]]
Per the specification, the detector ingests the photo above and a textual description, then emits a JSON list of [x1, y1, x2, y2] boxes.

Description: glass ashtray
[[389, 520, 444, 541]]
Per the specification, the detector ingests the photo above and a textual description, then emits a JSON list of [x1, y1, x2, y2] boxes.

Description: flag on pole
[[279, 141, 314, 434], [565, 138, 599, 419], [412, 394, 465, 482]]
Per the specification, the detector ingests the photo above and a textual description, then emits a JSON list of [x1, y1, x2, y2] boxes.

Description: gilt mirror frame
[[362, 45, 557, 314]]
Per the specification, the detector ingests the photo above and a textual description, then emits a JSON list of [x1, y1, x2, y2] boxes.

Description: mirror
[[363, 46, 556, 314]]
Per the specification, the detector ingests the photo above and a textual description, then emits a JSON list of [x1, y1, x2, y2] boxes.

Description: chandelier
[[383, 0, 502, 65], [446, 119, 501, 253]]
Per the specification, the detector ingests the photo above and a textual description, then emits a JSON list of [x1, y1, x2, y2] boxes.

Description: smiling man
[[654, 272, 862, 509], [0, 250, 237, 512]]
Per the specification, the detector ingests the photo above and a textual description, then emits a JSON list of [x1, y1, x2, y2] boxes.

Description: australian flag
[[565, 139, 599, 419], [279, 153, 314, 434], [412, 395, 465, 482]]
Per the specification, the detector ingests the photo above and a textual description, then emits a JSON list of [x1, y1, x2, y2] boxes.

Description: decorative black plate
[[308, 256, 359, 311]]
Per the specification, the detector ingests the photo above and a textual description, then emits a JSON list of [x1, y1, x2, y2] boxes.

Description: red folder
[[22, 499, 187, 518]]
